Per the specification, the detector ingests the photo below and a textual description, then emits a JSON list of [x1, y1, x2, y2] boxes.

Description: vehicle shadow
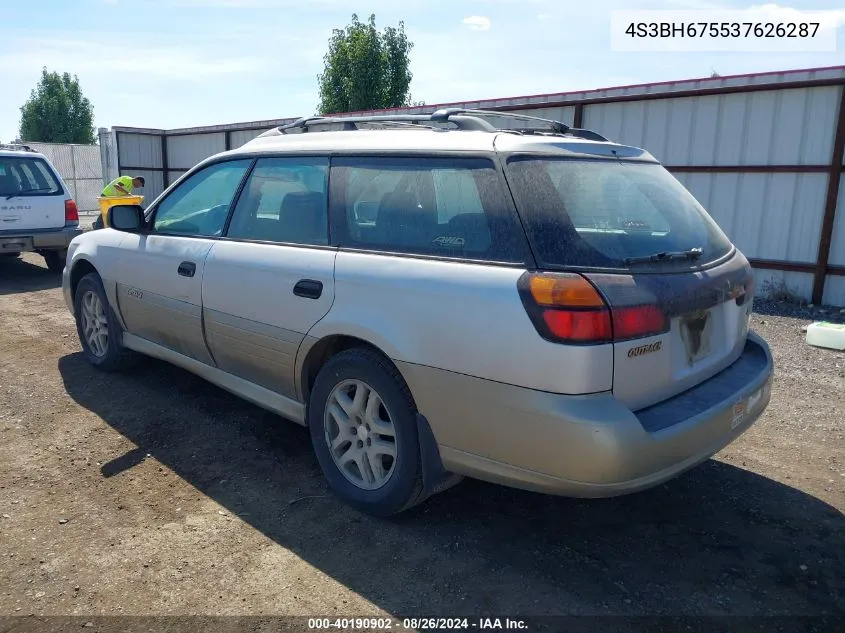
[[0, 255, 61, 295], [58, 352, 845, 617]]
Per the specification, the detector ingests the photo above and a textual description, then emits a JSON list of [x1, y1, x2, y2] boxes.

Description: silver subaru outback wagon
[[62, 109, 774, 516]]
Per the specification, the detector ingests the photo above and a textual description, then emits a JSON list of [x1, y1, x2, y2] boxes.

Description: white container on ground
[[805, 321, 845, 351]]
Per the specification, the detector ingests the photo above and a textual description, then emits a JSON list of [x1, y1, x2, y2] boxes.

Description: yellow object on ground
[[97, 195, 144, 227]]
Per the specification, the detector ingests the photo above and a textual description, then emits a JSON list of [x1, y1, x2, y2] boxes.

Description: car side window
[[331, 156, 529, 263], [152, 159, 252, 237], [432, 169, 485, 222], [226, 157, 329, 245]]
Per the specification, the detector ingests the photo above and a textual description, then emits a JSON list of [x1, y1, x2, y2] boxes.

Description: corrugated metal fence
[[99, 65, 845, 306], [26, 142, 102, 215]]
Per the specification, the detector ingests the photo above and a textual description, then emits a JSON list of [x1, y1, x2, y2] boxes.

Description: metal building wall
[[826, 174, 845, 302], [103, 65, 845, 305], [230, 129, 264, 149], [582, 88, 838, 165], [118, 133, 163, 171], [491, 106, 576, 129], [167, 133, 226, 171], [109, 127, 167, 206]]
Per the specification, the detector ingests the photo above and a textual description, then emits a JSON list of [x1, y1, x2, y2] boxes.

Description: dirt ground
[[1, 253, 843, 622]]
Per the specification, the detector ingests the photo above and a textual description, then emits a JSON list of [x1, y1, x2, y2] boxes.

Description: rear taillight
[[518, 272, 668, 345], [612, 305, 667, 339], [65, 199, 79, 223]]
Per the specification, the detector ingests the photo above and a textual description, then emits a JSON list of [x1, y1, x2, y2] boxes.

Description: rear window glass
[[505, 157, 733, 270], [0, 157, 61, 197], [331, 156, 529, 263]]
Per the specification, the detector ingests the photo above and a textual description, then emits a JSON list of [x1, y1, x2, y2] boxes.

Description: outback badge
[[628, 341, 662, 358]]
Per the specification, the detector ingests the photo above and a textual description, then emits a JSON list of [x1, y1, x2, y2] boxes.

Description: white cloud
[[463, 15, 492, 31]]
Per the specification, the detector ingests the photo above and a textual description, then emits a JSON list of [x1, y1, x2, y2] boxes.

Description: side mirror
[[107, 204, 145, 232]]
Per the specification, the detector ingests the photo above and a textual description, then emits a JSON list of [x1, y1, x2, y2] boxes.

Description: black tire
[[308, 348, 425, 517], [74, 272, 131, 372], [92, 216, 104, 230], [42, 249, 66, 273]]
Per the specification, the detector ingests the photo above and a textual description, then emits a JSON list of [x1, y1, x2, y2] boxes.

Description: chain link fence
[[26, 142, 103, 216]]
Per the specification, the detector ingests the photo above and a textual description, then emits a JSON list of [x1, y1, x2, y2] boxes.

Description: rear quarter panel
[[308, 251, 614, 394]]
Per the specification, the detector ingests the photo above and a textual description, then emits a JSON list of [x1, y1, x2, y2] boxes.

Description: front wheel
[[74, 273, 131, 371], [308, 348, 425, 517]]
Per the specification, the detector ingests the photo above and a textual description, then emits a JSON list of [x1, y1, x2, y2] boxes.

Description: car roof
[[0, 147, 47, 159], [230, 128, 658, 163]]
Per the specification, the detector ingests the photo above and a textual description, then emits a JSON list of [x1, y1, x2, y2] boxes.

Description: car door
[[201, 156, 335, 400], [114, 158, 253, 364]]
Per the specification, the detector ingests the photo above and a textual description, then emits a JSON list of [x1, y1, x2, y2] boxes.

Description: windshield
[[505, 156, 733, 271], [0, 156, 62, 197]]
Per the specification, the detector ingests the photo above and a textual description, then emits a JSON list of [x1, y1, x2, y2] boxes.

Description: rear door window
[[226, 157, 329, 245], [505, 156, 733, 271], [330, 156, 529, 263]]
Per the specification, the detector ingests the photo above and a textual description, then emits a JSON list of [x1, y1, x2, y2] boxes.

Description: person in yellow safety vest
[[101, 175, 145, 197], [94, 176, 145, 229]]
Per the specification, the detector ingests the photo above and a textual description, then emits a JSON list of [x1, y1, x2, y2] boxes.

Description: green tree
[[318, 14, 419, 114], [19, 68, 95, 144]]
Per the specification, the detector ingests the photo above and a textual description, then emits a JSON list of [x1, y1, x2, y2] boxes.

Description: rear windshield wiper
[[5, 187, 54, 200], [624, 247, 703, 266]]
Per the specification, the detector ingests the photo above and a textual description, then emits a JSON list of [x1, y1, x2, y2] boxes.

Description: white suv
[[0, 144, 82, 271], [61, 109, 774, 516]]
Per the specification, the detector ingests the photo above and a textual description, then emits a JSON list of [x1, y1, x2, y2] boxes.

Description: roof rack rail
[[0, 143, 36, 152], [268, 110, 498, 135], [504, 127, 609, 142], [258, 107, 609, 142], [427, 107, 571, 134]]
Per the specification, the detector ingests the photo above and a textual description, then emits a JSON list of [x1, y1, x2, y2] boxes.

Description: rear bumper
[[0, 226, 83, 252], [399, 331, 774, 497]]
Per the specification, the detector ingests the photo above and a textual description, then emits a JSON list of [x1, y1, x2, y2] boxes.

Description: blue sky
[[2, 0, 845, 141]]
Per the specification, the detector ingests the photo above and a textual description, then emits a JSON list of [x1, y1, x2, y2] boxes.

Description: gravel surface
[[0, 253, 843, 621]]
